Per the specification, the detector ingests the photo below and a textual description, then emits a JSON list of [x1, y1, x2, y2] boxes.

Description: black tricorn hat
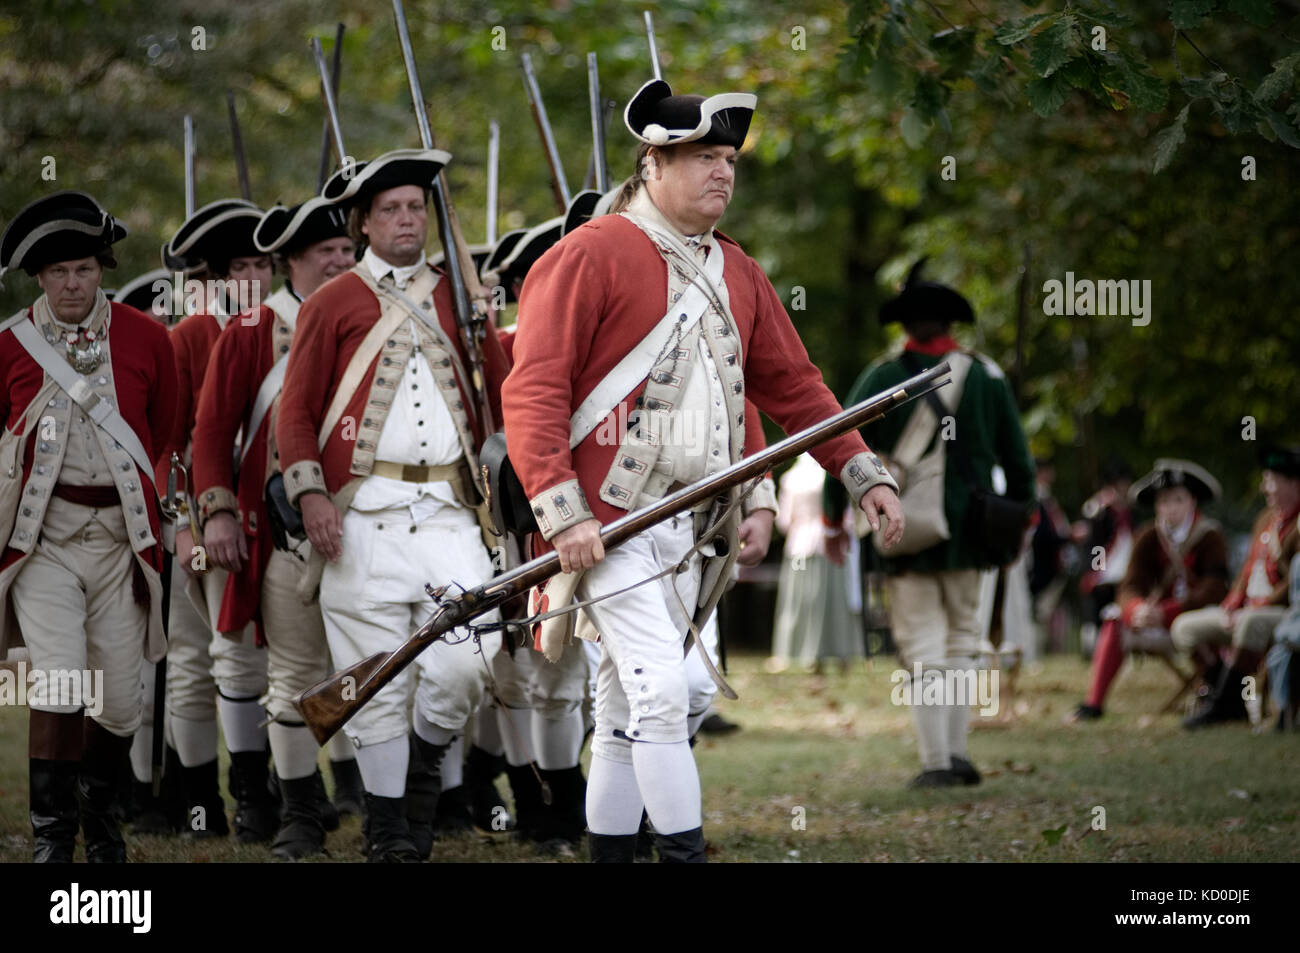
[[880, 258, 975, 326], [321, 148, 452, 209], [482, 217, 563, 303], [1130, 458, 1222, 506], [562, 190, 603, 236], [1259, 444, 1300, 479], [113, 268, 174, 320], [0, 191, 127, 281], [255, 196, 350, 255], [624, 79, 756, 149], [165, 199, 263, 271], [479, 228, 527, 287]]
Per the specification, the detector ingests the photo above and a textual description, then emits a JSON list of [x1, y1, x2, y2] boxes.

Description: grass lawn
[[0, 652, 1295, 862]]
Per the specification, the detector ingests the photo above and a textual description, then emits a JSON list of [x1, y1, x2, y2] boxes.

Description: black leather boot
[[180, 758, 230, 838], [536, 765, 587, 849], [505, 763, 546, 842], [329, 757, 365, 817], [229, 750, 279, 843], [30, 759, 80, 863], [464, 745, 511, 832], [132, 744, 186, 835], [310, 769, 340, 832], [271, 774, 327, 860], [78, 720, 132, 863], [363, 793, 420, 862], [653, 826, 707, 863], [406, 735, 448, 860], [588, 831, 638, 863], [430, 784, 475, 838], [1183, 665, 1251, 729]]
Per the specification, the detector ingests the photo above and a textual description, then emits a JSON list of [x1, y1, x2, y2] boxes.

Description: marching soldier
[[191, 194, 363, 859], [0, 191, 177, 861], [159, 199, 278, 840], [503, 80, 902, 862], [277, 148, 511, 861]]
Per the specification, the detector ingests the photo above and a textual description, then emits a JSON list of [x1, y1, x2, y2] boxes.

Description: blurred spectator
[[1173, 446, 1300, 728], [768, 454, 861, 673], [1074, 460, 1135, 656], [1070, 460, 1228, 721]]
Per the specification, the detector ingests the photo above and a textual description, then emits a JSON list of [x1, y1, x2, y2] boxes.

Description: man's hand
[[553, 519, 604, 573], [736, 510, 774, 567], [860, 484, 904, 550], [301, 492, 343, 562], [176, 526, 198, 577], [204, 511, 248, 573]]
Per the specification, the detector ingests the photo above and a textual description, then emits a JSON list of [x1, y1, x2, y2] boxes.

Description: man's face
[[219, 254, 273, 314], [289, 236, 356, 298], [646, 142, 737, 235], [362, 185, 428, 266], [1263, 469, 1300, 512], [1155, 486, 1195, 530], [36, 256, 103, 323]]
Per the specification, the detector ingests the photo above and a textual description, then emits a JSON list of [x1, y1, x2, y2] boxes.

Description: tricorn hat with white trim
[[624, 79, 756, 148], [482, 217, 563, 303], [255, 196, 350, 255], [113, 268, 174, 320], [165, 199, 263, 272], [320, 148, 452, 208], [479, 228, 527, 287], [562, 190, 604, 236], [1130, 459, 1222, 506], [0, 191, 127, 281]]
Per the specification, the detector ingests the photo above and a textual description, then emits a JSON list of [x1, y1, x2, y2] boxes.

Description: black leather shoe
[[229, 750, 279, 843], [949, 756, 982, 785], [363, 793, 420, 862], [78, 722, 132, 863], [908, 769, 963, 788], [1070, 704, 1103, 722], [30, 759, 79, 863], [271, 774, 327, 861], [180, 759, 230, 838]]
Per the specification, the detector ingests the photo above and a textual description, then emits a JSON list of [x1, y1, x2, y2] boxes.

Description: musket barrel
[[311, 36, 348, 165], [487, 120, 500, 245], [225, 89, 252, 202], [521, 52, 571, 209], [588, 53, 609, 192], [183, 115, 196, 217], [317, 23, 345, 191], [645, 10, 662, 79]]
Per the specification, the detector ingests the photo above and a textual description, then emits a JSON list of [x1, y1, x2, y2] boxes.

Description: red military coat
[[276, 265, 509, 500], [502, 214, 881, 551], [190, 301, 293, 635]]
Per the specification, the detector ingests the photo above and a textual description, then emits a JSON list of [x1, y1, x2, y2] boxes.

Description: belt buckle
[[402, 463, 425, 483]]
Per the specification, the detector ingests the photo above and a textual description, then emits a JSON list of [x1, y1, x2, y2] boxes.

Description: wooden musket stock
[[293, 362, 951, 742]]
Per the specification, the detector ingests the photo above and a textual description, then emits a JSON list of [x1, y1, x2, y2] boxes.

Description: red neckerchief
[[903, 334, 961, 356]]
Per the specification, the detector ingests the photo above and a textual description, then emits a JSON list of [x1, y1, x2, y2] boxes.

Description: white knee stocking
[[586, 753, 644, 835], [632, 740, 702, 835]]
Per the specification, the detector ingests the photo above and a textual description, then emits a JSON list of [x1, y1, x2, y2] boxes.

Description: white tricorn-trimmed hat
[[429, 242, 492, 274], [1130, 459, 1222, 506], [0, 191, 127, 281], [320, 148, 452, 207], [623, 79, 756, 148], [164, 199, 263, 272], [481, 217, 563, 303], [562, 190, 603, 236], [113, 268, 173, 319], [254, 196, 350, 255], [479, 228, 527, 286]]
